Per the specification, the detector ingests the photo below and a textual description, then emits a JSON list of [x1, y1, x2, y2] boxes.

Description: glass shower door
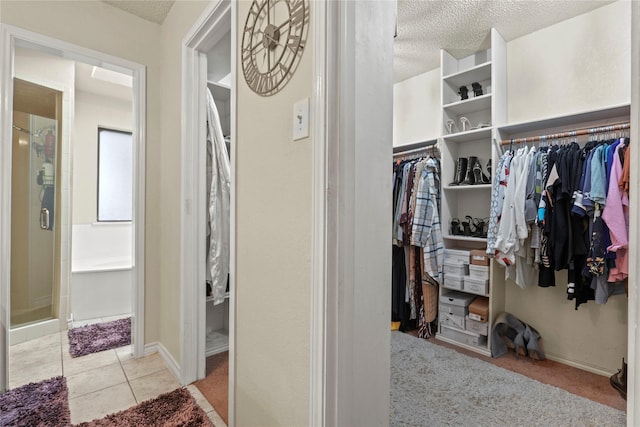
[[10, 112, 58, 327]]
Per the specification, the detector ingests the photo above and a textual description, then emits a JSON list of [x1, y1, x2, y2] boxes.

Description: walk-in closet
[[392, 0, 631, 415]]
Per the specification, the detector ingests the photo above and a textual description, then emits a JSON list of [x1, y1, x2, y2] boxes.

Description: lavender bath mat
[[0, 376, 70, 427], [68, 317, 131, 358]]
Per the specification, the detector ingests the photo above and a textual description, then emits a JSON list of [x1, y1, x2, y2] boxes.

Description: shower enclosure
[[11, 78, 62, 328]]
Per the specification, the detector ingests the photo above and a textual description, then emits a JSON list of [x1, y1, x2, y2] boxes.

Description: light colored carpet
[[391, 331, 626, 427]]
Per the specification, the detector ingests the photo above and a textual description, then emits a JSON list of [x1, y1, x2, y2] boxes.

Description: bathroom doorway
[[0, 25, 147, 392]]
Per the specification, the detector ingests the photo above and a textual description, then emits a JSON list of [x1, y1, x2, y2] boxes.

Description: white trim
[[0, 23, 15, 393], [180, 0, 233, 403], [309, 0, 328, 425], [627, 2, 639, 423], [228, 3, 237, 426], [132, 59, 146, 359], [145, 341, 181, 382], [0, 24, 146, 391]]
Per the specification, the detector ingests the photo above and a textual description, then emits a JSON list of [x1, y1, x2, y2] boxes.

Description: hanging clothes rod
[[500, 121, 630, 146], [393, 143, 439, 160]]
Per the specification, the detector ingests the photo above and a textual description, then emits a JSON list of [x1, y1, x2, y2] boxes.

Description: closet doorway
[[394, 2, 638, 420], [0, 25, 147, 391], [180, 1, 235, 425]]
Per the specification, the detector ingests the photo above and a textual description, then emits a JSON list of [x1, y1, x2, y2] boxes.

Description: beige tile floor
[[8, 326, 226, 426]]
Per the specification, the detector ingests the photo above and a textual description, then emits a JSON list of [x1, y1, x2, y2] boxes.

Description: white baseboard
[[545, 352, 612, 377], [144, 342, 181, 383]]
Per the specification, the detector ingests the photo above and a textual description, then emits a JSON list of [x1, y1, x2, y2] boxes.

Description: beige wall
[[233, 0, 312, 424], [1, 0, 163, 344], [507, 0, 631, 123], [393, 68, 441, 147], [73, 91, 132, 225]]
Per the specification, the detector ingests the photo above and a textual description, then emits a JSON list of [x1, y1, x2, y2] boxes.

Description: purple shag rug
[[67, 318, 131, 358], [0, 376, 70, 427], [75, 387, 213, 427]]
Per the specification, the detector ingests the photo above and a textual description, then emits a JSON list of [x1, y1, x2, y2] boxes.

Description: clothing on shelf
[[488, 135, 631, 309], [206, 88, 231, 305], [392, 151, 443, 337]]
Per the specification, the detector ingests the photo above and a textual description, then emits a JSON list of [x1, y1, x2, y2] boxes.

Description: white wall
[[393, 68, 440, 147], [507, 1, 631, 123], [1, 0, 163, 345], [73, 90, 132, 224], [393, 1, 630, 373]]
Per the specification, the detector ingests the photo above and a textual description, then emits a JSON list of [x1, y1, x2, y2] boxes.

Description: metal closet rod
[[500, 121, 630, 146], [393, 144, 439, 160]]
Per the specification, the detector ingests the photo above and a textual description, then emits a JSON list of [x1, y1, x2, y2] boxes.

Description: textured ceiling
[[99, 0, 615, 81], [101, 0, 175, 24], [395, 0, 616, 82]]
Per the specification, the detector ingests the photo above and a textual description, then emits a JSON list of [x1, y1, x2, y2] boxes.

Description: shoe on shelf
[[461, 215, 474, 236], [458, 85, 469, 100], [449, 157, 468, 186], [450, 218, 463, 236], [471, 82, 483, 97], [460, 116, 471, 132], [472, 158, 490, 184], [463, 156, 477, 185]]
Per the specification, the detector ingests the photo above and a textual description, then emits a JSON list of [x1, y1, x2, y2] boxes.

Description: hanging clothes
[[391, 152, 442, 337], [206, 88, 231, 305], [490, 132, 631, 310]]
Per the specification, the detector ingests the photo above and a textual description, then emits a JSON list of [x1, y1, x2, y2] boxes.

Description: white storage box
[[440, 323, 487, 347], [443, 273, 464, 291], [465, 315, 489, 335], [463, 276, 489, 295], [444, 249, 471, 265], [469, 264, 489, 280], [440, 290, 476, 317], [441, 312, 465, 330], [443, 260, 469, 276]]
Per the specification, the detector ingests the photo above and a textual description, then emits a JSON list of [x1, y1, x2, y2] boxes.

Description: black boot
[[449, 157, 468, 186], [462, 156, 477, 185], [610, 358, 627, 400]]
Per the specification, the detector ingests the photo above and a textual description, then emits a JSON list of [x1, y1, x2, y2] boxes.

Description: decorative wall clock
[[241, 0, 309, 96]]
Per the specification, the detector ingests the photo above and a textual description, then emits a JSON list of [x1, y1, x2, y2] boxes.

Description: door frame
[[179, 0, 233, 405], [0, 24, 147, 392]]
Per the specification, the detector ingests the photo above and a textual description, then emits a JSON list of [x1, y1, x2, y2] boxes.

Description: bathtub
[[71, 224, 132, 321]]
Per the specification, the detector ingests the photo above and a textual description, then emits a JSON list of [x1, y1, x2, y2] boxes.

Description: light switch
[[293, 98, 310, 141]]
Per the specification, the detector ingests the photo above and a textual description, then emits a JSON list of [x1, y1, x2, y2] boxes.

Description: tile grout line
[[117, 347, 140, 404]]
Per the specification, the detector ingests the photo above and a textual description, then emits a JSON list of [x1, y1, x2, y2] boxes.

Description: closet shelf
[[442, 61, 492, 88], [497, 104, 631, 136], [205, 328, 229, 357], [206, 292, 230, 303], [443, 93, 492, 116], [443, 184, 492, 191], [435, 334, 491, 356], [443, 234, 488, 243], [443, 127, 492, 143]]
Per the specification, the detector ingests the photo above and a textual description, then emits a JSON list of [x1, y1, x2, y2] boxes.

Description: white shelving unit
[[436, 28, 507, 356]]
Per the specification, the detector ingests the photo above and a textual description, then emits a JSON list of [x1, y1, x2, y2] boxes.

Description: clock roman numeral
[[287, 34, 304, 53], [290, 0, 305, 29]]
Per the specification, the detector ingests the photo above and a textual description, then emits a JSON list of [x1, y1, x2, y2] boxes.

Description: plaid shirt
[[410, 158, 443, 283]]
